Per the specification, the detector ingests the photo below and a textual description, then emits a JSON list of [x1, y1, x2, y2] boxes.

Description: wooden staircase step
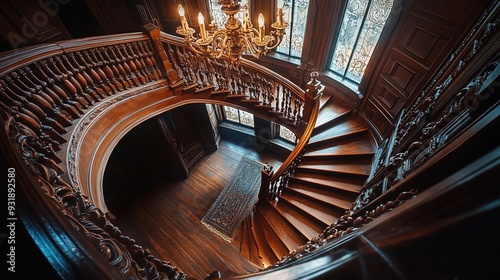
[[295, 163, 371, 177], [245, 214, 261, 265], [309, 119, 368, 145], [287, 183, 355, 211], [268, 199, 324, 240], [250, 211, 279, 267], [254, 209, 290, 260], [257, 200, 307, 252], [302, 151, 375, 161], [291, 172, 365, 194], [305, 138, 375, 156], [280, 191, 341, 227], [318, 92, 333, 108], [315, 104, 352, 134]]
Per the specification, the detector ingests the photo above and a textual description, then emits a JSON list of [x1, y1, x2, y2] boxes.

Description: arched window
[[276, 0, 310, 58], [329, 0, 394, 86]]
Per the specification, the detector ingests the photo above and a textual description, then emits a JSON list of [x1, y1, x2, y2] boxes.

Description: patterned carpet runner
[[202, 156, 264, 242]]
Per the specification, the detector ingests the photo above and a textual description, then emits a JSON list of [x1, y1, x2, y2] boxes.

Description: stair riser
[[279, 197, 331, 228], [295, 167, 370, 180], [286, 187, 351, 212], [308, 130, 369, 149], [289, 177, 361, 196], [313, 111, 352, 136]]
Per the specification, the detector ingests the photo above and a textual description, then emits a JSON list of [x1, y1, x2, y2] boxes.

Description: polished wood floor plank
[[112, 138, 284, 279]]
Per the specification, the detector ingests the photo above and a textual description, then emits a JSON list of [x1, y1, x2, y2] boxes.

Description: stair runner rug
[[202, 156, 264, 242]]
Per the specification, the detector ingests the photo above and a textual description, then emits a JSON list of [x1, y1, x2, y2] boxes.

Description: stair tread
[[250, 212, 279, 267], [280, 192, 340, 226], [269, 200, 324, 240], [310, 119, 367, 143], [257, 201, 307, 252], [316, 102, 351, 128], [296, 163, 371, 176], [254, 209, 290, 259], [288, 183, 355, 210], [292, 172, 364, 193], [305, 138, 375, 156]]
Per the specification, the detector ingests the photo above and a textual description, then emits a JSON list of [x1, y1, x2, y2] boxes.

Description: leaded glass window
[[329, 0, 393, 85], [279, 125, 297, 143], [209, 0, 249, 29], [277, 0, 310, 58], [223, 106, 254, 127]]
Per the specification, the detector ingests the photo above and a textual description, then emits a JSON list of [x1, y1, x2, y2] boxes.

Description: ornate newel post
[[260, 163, 274, 199], [301, 71, 323, 129], [142, 24, 184, 91]]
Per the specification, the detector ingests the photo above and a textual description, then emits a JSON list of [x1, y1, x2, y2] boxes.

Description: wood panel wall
[[358, 0, 490, 140]]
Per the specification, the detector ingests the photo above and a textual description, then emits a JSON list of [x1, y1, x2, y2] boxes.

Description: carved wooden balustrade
[[0, 32, 187, 279], [159, 32, 310, 133], [158, 32, 324, 200], [0, 23, 324, 278]]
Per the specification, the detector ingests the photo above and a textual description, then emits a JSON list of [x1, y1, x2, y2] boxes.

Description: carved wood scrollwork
[[0, 35, 184, 279]]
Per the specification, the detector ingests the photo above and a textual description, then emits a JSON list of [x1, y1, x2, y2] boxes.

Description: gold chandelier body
[[176, 1, 288, 62]]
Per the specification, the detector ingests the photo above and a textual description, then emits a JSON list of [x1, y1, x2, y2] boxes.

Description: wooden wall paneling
[[358, 0, 490, 141], [0, 0, 71, 51], [85, 0, 142, 34]]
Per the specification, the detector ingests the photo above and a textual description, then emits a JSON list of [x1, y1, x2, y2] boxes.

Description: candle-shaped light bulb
[[258, 13, 265, 27], [258, 13, 265, 40], [178, 5, 188, 31], [198, 12, 206, 40], [277, 8, 283, 25], [178, 4, 185, 17]]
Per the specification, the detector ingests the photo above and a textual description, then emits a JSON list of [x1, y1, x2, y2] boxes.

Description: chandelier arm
[[242, 35, 262, 58], [185, 39, 208, 56]]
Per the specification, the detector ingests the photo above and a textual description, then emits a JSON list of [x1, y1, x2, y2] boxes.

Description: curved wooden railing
[[158, 31, 324, 199], [0, 24, 322, 279]]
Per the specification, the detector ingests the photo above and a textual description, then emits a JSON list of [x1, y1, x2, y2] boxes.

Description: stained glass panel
[[239, 110, 254, 127], [279, 125, 297, 143], [277, 0, 310, 58], [223, 106, 254, 127], [223, 106, 240, 123], [329, 0, 393, 85]]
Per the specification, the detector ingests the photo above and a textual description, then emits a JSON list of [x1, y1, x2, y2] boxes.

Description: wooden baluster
[[109, 45, 138, 87], [267, 80, 275, 109], [34, 61, 84, 116], [101, 47, 130, 89], [67, 53, 106, 99], [44, 58, 89, 109], [86, 49, 118, 94], [120, 43, 145, 84], [138, 41, 161, 80], [50, 57, 92, 107], [19, 67, 73, 126], [1, 80, 63, 148], [142, 41, 163, 79], [115, 44, 142, 85], [0, 80, 24, 109], [102, 46, 131, 89], [76, 50, 113, 95], [95, 48, 124, 92], [65, 53, 106, 100], [132, 42, 155, 82], [126, 43, 150, 83], [176, 47, 191, 83], [55, 55, 98, 104], [164, 42, 182, 81], [13, 71, 70, 130]]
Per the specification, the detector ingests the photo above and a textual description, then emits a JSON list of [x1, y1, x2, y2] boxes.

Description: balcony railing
[[0, 24, 322, 279]]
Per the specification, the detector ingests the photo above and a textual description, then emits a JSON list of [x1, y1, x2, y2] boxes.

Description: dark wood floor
[[111, 138, 285, 279]]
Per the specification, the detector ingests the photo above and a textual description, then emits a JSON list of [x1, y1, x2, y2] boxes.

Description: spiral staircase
[[233, 94, 375, 268]]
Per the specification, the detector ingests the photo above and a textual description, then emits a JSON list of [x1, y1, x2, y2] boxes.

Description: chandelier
[[176, 0, 288, 62]]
